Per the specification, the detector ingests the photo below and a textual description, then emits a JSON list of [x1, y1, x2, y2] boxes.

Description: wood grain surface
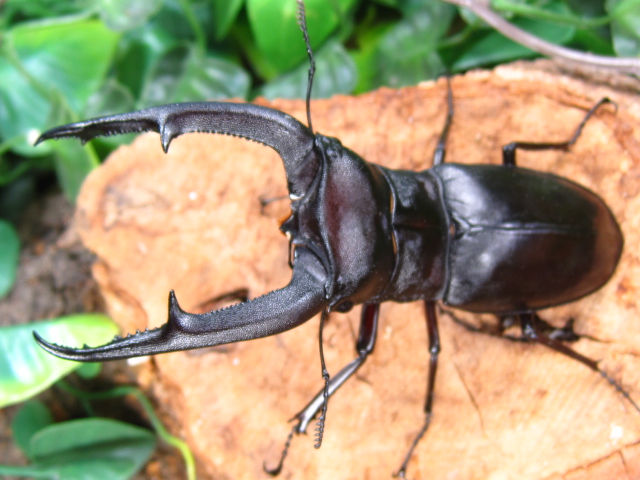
[[74, 62, 640, 480]]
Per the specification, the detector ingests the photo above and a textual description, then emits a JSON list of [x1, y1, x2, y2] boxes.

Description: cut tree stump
[[74, 62, 640, 480]]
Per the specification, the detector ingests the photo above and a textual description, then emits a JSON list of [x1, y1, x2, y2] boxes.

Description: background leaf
[[353, 2, 455, 92], [0, 418, 156, 480], [173, 51, 252, 101], [0, 314, 118, 408], [0, 18, 120, 156], [11, 400, 54, 459], [606, 0, 640, 56], [450, 2, 577, 71], [259, 40, 357, 99], [247, 0, 357, 73], [98, 0, 164, 32], [0, 219, 20, 298], [212, 0, 245, 39]]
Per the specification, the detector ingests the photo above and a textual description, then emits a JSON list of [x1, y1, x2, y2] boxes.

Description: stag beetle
[[33, 1, 638, 477]]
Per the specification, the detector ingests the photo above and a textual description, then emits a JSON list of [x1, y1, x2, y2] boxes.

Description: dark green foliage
[[0, 0, 635, 204], [0, 3, 635, 478]]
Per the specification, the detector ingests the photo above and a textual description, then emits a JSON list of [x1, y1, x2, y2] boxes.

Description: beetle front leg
[[265, 303, 380, 476], [395, 300, 441, 479]]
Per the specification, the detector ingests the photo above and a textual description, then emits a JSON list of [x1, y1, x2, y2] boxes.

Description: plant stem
[[442, 0, 640, 76], [58, 381, 197, 480], [491, 0, 612, 28]]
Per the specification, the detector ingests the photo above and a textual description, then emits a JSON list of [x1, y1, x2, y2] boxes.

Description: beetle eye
[[335, 301, 353, 313]]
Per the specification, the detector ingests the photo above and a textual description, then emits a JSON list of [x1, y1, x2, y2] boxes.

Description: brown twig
[[441, 0, 640, 77]]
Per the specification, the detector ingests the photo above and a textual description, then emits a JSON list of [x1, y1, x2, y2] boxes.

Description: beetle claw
[[35, 102, 320, 197], [33, 249, 328, 362]]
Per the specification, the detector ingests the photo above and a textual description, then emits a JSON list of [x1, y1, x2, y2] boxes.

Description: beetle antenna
[[296, 0, 315, 132]]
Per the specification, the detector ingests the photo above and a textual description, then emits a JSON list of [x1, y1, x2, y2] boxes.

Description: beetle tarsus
[[599, 370, 640, 416], [394, 414, 431, 480], [519, 312, 640, 416], [264, 424, 297, 477]]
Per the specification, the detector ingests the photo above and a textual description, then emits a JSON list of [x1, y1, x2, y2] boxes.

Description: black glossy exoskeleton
[[33, 2, 637, 478]]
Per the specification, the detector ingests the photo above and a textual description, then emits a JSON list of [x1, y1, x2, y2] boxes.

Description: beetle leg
[[519, 312, 599, 368], [501, 97, 614, 166], [512, 314, 579, 342], [264, 303, 379, 476], [519, 312, 640, 415], [441, 307, 580, 343], [395, 300, 441, 479], [439, 305, 506, 337], [431, 77, 454, 167]]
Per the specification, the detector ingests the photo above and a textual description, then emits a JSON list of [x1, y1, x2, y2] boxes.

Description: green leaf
[[13, 19, 120, 112], [451, 4, 577, 71], [0, 314, 118, 408], [0, 54, 51, 157], [84, 79, 136, 120], [98, 0, 164, 32], [45, 100, 100, 201], [354, 3, 454, 92], [138, 44, 191, 107], [0, 220, 20, 299], [31, 418, 156, 467], [76, 362, 102, 380], [0, 418, 156, 480], [606, 0, 640, 56], [247, 0, 357, 73], [114, 24, 181, 100], [172, 52, 251, 101], [566, 0, 608, 18], [148, 0, 210, 46], [0, 18, 120, 156], [58, 382, 197, 480], [11, 400, 54, 459], [140, 46, 251, 106], [4, 0, 89, 19], [52, 139, 100, 202], [212, 0, 245, 39], [259, 40, 356, 100], [371, 0, 400, 7]]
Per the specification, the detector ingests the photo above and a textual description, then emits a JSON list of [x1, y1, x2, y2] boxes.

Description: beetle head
[[283, 134, 395, 311], [33, 102, 396, 360]]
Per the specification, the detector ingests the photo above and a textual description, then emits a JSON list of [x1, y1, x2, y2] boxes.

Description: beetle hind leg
[[440, 307, 640, 416], [519, 312, 640, 415], [440, 307, 579, 343], [264, 304, 380, 476], [497, 313, 580, 343]]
